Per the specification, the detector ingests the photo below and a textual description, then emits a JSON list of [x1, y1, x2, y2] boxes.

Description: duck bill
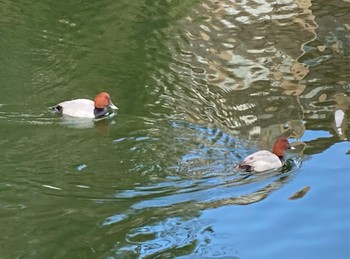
[[109, 101, 118, 110]]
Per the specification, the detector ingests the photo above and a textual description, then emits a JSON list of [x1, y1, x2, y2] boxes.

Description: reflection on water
[[288, 185, 311, 200], [110, 0, 349, 257], [149, 0, 349, 151], [0, 0, 349, 258], [150, 0, 314, 145], [105, 121, 302, 257]]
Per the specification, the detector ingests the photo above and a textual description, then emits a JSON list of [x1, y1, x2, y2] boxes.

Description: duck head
[[93, 92, 118, 118], [272, 138, 295, 159]]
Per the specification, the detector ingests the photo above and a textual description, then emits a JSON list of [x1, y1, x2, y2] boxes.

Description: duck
[[52, 92, 118, 119], [237, 138, 295, 173]]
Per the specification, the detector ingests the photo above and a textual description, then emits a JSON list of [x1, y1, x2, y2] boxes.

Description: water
[[0, 0, 349, 258]]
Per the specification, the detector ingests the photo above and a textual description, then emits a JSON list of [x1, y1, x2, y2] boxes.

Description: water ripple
[[145, 0, 316, 142]]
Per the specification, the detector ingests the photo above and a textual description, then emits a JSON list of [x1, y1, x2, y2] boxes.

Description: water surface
[[0, 0, 349, 258]]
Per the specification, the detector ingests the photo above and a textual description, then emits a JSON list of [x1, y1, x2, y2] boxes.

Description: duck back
[[58, 99, 95, 118], [238, 150, 282, 172]]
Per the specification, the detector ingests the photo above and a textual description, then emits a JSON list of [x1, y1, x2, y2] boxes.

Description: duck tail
[[50, 105, 63, 113], [236, 163, 253, 172]]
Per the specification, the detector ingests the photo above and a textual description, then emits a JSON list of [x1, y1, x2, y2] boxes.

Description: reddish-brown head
[[94, 92, 112, 109], [272, 138, 294, 157]]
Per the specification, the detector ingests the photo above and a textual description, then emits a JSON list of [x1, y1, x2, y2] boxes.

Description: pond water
[[0, 0, 349, 258]]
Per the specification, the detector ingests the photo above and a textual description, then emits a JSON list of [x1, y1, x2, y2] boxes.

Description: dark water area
[[0, 0, 349, 258]]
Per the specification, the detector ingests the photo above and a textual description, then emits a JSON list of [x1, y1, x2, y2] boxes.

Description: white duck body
[[239, 150, 282, 172], [58, 99, 95, 118]]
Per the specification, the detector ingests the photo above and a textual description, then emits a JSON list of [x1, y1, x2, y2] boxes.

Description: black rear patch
[[237, 164, 253, 172], [51, 105, 63, 113]]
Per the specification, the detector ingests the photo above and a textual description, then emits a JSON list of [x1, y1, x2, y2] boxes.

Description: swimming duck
[[53, 92, 118, 119], [237, 138, 295, 172]]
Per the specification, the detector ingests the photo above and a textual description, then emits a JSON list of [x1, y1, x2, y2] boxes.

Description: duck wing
[[238, 150, 282, 172], [58, 99, 95, 118]]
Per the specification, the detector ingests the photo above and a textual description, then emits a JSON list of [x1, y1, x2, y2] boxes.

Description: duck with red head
[[53, 92, 118, 119], [237, 138, 295, 173]]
